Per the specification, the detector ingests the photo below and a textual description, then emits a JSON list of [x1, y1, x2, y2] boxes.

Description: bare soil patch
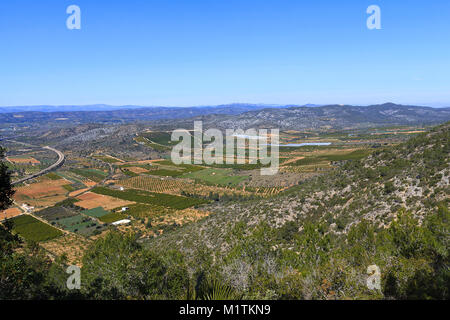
[[75, 192, 135, 210], [1, 207, 23, 220]]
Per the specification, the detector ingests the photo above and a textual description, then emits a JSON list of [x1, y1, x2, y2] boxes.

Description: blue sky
[[0, 0, 449, 107]]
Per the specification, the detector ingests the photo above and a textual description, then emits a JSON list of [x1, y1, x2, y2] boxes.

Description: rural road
[[8, 141, 65, 186]]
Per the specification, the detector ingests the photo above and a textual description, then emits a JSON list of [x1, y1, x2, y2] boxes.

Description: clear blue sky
[[0, 0, 449, 107]]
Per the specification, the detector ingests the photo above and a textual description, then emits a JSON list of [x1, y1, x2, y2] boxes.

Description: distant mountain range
[[0, 103, 449, 130], [0, 104, 292, 125], [194, 103, 450, 130], [0, 103, 295, 114]]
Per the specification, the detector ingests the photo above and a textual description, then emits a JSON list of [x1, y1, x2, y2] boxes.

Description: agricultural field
[[124, 166, 151, 174], [35, 204, 107, 237], [116, 203, 172, 219], [56, 214, 105, 237], [99, 212, 128, 223], [135, 131, 178, 151], [1, 207, 23, 221], [13, 178, 73, 208], [11, 215, 63, 242], [119, 176, 193, 194], [182, 168, 249, 186], [75, 192, 135, 210], [119, 159, 203, 178], [56, 170, 90, 186], [6, 156, 40, 165], [81, 207, 110, 218], [36, 206, 79, 221], [70, 168, 109, 183], [91, 186, 207, 209], [118, 175, 263, 199]]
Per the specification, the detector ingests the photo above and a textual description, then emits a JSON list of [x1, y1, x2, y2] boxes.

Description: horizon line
[[0, 102, 449, 109]]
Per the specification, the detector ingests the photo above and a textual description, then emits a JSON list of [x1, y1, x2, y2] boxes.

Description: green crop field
[[45, 172, 62, 180], [57, 214, 105, 236], [99, 212, 128, 223], [57, 215, 87, 230], [286, 149, 372, 166], [141, 131, 174, 146], [62, 184, 76, 192], [182, 168, 249, 186], [82, 207, 109, 218], [91, 186, 207, 209], [11, 215, 63, 242], [121, 168, 140, 177], [71, 168, 108, 182], [117, 203, 168, 219], [135, 136, 171, 151]]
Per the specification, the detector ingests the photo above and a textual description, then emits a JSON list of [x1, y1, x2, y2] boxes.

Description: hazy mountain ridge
[[1, 104, 449, 130], [0, 104, 291, 124], [197, 103, 450, 130], [0, 103, 307, 114]]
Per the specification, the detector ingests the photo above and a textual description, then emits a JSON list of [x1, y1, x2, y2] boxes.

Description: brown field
[[77, 192, 101, 201], [69, 188, 90, 197], [127, 166, 150, 174], [13, 179, 71, 207], [75, 192, 135, 210], [7, 157, 40, 164], [1, 207, 23, 220], [14, 179, 70, 199], [24, 195, 68, 208], [83, 180, 97, 187]]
